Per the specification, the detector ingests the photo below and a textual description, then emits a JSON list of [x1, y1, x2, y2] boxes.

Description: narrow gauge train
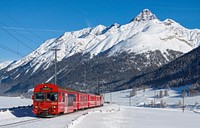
[[32, 83, 103, 117]]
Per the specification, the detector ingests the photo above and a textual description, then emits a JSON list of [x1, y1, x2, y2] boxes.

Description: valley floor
[[70, 105, 200, 128], [1, 86, 200, 128], [1, 104, 200, 128]]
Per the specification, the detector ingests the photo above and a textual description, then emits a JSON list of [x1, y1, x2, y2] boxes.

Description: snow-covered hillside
[[0, 61, 13, 70], [4, 9, 200, 73]]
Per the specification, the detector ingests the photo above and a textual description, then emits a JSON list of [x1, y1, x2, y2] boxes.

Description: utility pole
[[110, 85, 112, 104], [182, 95, 185, 113], [51, 48, 60, 85], [84, 69, 87, 86], [101, 80, 105, 98], [189, 65, 191, 77], [154, 91, 156, 107], [197, 61, 198, 78], [129, 95, 131, 106], [97, 78, 99, 94], [182, 91, 186, 113], [83, 69, 87, 92]]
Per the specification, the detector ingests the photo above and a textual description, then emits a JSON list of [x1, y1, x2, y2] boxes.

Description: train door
[[68, 93, 76, 112], [88, 95, 90, 108], [77, 93, 80, 110], [64, 93, 68, 113]]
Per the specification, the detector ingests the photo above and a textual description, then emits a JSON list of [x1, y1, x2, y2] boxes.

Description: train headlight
[[52, 106, 56, 109], [35, 106, 38, 108]]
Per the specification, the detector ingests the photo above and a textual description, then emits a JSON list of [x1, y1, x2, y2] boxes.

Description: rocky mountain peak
[[131, 9, 157, 22]]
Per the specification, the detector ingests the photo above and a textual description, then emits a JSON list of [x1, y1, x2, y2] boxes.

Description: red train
[[32, 83, 103, 117]]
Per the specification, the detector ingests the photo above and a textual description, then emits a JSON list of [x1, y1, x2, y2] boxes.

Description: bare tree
[[130, 87, 137, 97], [159, 90, 163, 98], [164, 90, 169, 97]]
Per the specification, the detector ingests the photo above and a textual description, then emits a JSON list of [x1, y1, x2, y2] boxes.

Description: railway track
[[0, 118, 41, 128], [0, 105, 39, 128]]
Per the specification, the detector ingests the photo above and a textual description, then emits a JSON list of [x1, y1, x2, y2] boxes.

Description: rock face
[[122, 46, 200, 91], [131, 9, 157, 22], [0, 9, 200, 95]]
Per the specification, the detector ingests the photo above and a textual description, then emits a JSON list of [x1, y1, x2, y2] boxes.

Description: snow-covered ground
[[0, 96, 32, 109], [0, 86, 200, 128], [104, 86, 200, 108], [71, 106, 200, 128]]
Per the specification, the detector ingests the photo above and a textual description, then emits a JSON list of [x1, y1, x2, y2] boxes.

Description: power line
[[59, 68, 75, 80], [1, 27, 34, 51], [0, 23, 56, 64], [0, 20, 38, 50], [0, 26, 40, 47], [0, 21, 51, 60], [0, 10, 43, 43], [0, 43, 26, 57], [0, 15, 42, 59], [0, 25, 46, 61], [2, 27, 65, 33]]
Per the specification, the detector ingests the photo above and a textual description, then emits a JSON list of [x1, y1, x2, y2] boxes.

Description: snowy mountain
[[0, 61, 13, 70], [122, 45, 200, 90], [0, 9, 200, 95], [5, 9, 200, 73], [131, 8, 157, 22]]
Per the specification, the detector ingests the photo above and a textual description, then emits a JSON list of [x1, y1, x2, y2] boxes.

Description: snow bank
[[67, 104, 120, 128], [72, 105, 200, 128]]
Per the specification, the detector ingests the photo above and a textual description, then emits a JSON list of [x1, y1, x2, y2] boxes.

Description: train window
[[80, 96, 83, 101], [66, 96, 68, 107], [62, 93, 65, 102], [84, 96, 87, 101], [34, 93, 45, 101], [47, 92, 58, 101], [68, 94, 76, 106]]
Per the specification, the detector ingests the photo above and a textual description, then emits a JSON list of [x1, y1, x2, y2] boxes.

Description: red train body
[[32, 83, 103, 117]]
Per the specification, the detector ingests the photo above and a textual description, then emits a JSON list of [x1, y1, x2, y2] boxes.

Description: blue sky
[[0, 0, 200, 61]]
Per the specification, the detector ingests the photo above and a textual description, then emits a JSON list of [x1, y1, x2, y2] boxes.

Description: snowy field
[[0, 86, 200, 128], [71, 106, 200, 128], [104, 86, 200, 108], [0, 96, 32, 109]]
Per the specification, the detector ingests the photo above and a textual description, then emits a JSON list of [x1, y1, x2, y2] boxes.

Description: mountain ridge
[[0, 9, 200, 95], [131, 9, 157, 22]]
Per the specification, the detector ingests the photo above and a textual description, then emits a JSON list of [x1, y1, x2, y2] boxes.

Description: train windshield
[[34, 92, 45, 101], [47, 92, 58, 101]]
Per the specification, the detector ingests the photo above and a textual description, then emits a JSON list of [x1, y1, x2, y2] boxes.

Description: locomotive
[[32, 83, 103, 117]]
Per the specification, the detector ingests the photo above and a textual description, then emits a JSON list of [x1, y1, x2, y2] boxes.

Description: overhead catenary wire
[[0, 10, 64, 61], [0, 43, 26, 57], [0, 21, 36, 59], [1, 26, 41, 46], [1, 27, 34, 51], [0, 21, 58, 62], [0, 12, 42, 60], [0, 21, 51, 60], [0, 20, 37, 50], [0, 10, 43, 44], [2, 27, 65, 33]]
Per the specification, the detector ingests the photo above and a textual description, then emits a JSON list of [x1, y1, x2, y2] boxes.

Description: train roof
[[58, 86, 99, 96], [37, 83, 100, 96]]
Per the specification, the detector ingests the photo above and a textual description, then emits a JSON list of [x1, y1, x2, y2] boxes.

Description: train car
[[32, 83, 103, 117]]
